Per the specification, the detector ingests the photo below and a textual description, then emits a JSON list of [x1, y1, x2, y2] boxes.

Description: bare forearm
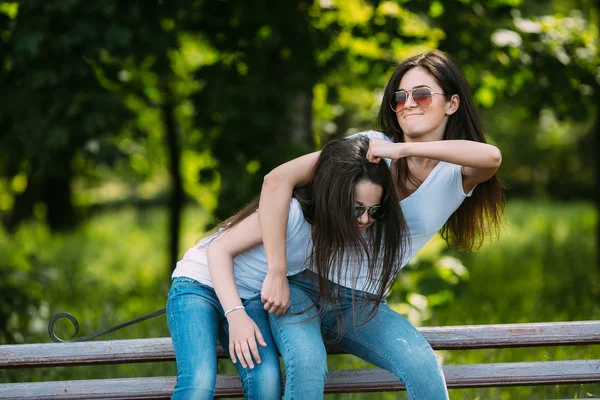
[[399, 140, 502, 168], [207, 246, 243, 311]]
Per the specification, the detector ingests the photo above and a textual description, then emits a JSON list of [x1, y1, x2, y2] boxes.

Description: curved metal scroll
[[48, 308, 166, 343]]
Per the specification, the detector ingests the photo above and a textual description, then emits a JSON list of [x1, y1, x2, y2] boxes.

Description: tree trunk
[[43, 168, 75, 231], [5, 177, 36, 232], [6, 153, 75, 232], [162, 94, 183, 273], [288, 90, 313, 147], [595, 115, 599, 271]]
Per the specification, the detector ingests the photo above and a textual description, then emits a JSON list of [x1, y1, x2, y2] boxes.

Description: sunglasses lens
[[391, 91, 407, 112], [412, 88, 433, 106], [368, 206, 383, 219], [353, 207, 365, 219]]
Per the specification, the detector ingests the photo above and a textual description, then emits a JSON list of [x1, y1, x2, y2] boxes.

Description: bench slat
[[0, 360, 598, 399], [1, 321, 598, 369]]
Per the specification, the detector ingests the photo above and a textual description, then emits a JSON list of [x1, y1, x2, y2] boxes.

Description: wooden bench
[[1, 321, 599, 399]]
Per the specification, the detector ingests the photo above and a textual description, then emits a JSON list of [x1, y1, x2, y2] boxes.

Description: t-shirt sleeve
[[285, 198, 305, 241]]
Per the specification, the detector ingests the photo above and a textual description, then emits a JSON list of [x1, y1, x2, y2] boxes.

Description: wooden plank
[[1, 321, 598, 369], [0, 360, 599, 399], [0, 339, 176, 369], [423, 320, 600, 349], [324, 360, 600, 393]]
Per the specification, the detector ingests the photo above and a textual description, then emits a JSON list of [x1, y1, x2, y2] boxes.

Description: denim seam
[[321, 325, 416, 398], [245, 366, 254, 400], [166, 293, 183, 395], [270, 316, 296, 399]]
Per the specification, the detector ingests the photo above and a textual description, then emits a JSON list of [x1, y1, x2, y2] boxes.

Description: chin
[[402, 130, 429, 140]]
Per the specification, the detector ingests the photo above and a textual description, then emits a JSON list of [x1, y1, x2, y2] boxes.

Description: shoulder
[[437, 162, 475, 198]]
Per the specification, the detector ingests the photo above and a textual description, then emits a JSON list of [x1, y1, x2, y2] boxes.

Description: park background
[[0, 0, 598, 398]]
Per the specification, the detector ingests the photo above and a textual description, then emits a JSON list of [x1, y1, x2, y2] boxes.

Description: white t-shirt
[[172, 198, 312, 299], [323, 130, 474, 294]]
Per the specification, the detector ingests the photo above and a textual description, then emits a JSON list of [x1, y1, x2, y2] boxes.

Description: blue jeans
[[167, 277, 282, 400], [269, 271, 449, 400]]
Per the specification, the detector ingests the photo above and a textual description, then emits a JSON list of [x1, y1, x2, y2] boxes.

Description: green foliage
[[429, 200, 600, 399], [0, 205, 205, 381]]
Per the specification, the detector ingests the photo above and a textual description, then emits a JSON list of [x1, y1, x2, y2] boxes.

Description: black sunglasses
[[353, 204, 384, 219]]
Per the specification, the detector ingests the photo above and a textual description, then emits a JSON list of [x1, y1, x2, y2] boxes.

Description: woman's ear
[[445, 94, 460, 115]]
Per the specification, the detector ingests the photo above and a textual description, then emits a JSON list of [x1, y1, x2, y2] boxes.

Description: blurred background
[[0, 0, 598, 398]]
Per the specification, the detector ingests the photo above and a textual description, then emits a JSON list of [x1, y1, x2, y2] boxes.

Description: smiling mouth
[[403, 113, 423, 118]]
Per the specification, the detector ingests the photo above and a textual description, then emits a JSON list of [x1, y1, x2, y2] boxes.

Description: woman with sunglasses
[[166, 136, 406, 399], [258, 50, 505, 399]]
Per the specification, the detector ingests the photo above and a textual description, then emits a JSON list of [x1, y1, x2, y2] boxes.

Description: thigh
[[240, 296, 282, 369], [167, 278, 221, 388], [323, 302, 430, 366], [269, 282, 328, 400], [232, 297, 283, 400], [323, 302, 448, 399], [269, 283, 324, 357]]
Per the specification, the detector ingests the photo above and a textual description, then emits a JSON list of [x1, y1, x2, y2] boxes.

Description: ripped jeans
[[269, 270, 448, 400]]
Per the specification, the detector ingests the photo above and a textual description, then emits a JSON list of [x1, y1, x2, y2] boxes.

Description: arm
[[258, 151, 320, 314], [207, 213, 266, 369], [367, 139, 501, 191]]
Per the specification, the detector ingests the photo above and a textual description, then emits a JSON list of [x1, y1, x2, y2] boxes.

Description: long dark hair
[[378, 49, 505, 250], [297, 136, 409, 326], [214, 136, 409, 325]]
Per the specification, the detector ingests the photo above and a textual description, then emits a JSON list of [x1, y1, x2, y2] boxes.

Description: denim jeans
[[269, 271, 449, 400], [167, 277, 282, 400]]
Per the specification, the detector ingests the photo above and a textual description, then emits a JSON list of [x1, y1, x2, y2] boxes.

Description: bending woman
[[166, 135, 406, 399], [258, 50, 505, 399]]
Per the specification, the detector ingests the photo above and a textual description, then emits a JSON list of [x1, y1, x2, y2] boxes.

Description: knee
[[412, 342, 443, 370], [389, 341, 444, 382], [280, 346, 327, 400], [172, 387, 214, 400], [172, 368, 216, 400], [282, 343, 328, 382], [173, 363, 217, 399], [240, 360, 283, 399], [394, 344, 448, 400]]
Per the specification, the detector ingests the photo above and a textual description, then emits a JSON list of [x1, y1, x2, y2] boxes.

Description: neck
[[407, 156, 438, 171]]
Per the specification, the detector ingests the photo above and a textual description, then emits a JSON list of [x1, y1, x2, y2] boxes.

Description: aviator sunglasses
[[353, 204, 384, 219], [389, 87, 445, 113]]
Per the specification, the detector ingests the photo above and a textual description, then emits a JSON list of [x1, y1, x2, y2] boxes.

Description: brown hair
[[378, 50, 505, 250], [213, 136, 409, 325], [301, 136, 408, 324]]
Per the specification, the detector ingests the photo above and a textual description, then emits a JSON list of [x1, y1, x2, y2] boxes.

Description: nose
[[404, 92, 418, 109], [357, 211, 369, 226]]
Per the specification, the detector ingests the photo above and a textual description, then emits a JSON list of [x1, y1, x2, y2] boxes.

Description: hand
[[261, 271, 290, 315], [226, 310, 267, 369], [367, 138, 402, 163]]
